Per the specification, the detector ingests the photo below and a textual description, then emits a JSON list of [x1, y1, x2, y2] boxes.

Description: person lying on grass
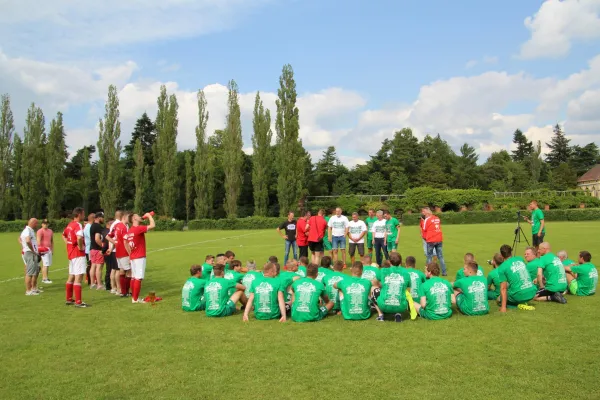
[[290, 263, 334, 322], [413, 262, 454, 321], [243, 262, 287, 322], [204, 263, 245, 318], [452, 261, 489, 316], [181, 265, 206, 312]]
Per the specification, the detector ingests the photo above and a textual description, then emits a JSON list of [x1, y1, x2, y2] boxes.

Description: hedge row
[[0, 218, 185, 233]]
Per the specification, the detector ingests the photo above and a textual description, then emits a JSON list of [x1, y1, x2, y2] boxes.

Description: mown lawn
[[1, 223, 599, 399]]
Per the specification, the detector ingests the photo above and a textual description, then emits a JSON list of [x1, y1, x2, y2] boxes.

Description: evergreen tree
[[97, 85, 122, 217], [570, 143, 600, 177], [389, 128, 423, 184], [390, 171, 409, 194], [452, 143, 479, 188], [21, 103, 46, 218], [332, 174, 352, 196], [11, 135, 23, 219], [314, 146, 342, 195], [81, 146, 91, 212], [527, 140, 544, 187], [415, 159, 450, 189], [367, 172, 388, 194], [123, 112, 156, 167], [223, 80, 243, 218], [46, 112, 66, 219], [154, 86, 179, 217], [194, 90, 212, 219], [185, 151, 193, 222], [251, 92, 272, 217], [0, 94, 14, 218], [133, 138, 145, 214], [550, 163, 577, 190], [545, 124, 571, 167], [511, 129, 533, 162]]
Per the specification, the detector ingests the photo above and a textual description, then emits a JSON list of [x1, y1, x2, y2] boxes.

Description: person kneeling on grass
[[534, 242, 568, 304], [452, 261, 489, 316], [204, 264, 245, 318], [487, 253, 503, 301], [497, 245, 536, 312], [243, 263, 287, 322], [182, 265, 206, 312], [564, 251, 598, 297], [334, 261, 373, 321], [290, 263, 334, 322], [413, 262, 454, 321], [323, 260, 347, 315], [371, 253, 412, 322]]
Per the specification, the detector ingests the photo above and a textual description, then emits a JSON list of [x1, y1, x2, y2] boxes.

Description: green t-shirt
[[202, 263, 213, 280], [562, 259, 576, 267], [204, 278, 236, 317], [487, 269, 501, 299], [316, 267, 331, 283], [224, 270, 244, 296], [291, 278, 327, 322], [526, 258, 543, 286], [378, 267, 411, 313], [453, 276, 489, 316], [365, 216, 378, 238], [297, 266, 307, 277], [539, 252, 568, 292], [385, 217, 401, 240], [361, 266, 381, 282], [406, 268, 426, 301], [571, 263, 598, 296], [418, 277, 453, 320], [337, 276, 372, 320], [497, 256, 537, 302], [323, 271, 346, 310], [249, 275, 283, 320], [225, 262, 231, 270], [279, 271, 300, 302], [531, 208, 545, 235], [181, 277, 206, 312], [242, 271, 261, 298], [455, 266, 485, 282]]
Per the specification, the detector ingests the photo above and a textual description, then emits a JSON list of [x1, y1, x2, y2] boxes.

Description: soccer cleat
[[65, 300, 75, 305], [42, 279, 53, 284], [75, 302, 90, 308], [552, 292, 567, 304], [394, 313, 403, 323], [518, 303, 535, 311], [376, 315, 385, 322]]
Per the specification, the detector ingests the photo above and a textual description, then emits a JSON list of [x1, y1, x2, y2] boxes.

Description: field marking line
[[0, 231, 266, 284]]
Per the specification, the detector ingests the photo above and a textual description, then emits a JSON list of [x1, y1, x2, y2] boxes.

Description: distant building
[[577, 164, 600, 198]]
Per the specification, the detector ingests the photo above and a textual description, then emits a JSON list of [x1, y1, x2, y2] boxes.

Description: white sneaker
[[132, 298, 146, 304], [110, 289, 117, 294], [42, 279, 53, 284], [33, 289, 43, 293], [27, 291, 40, 296], [96, 285, 106, 291], [25, 291, 32, 296], [90, 284, 96, 289]]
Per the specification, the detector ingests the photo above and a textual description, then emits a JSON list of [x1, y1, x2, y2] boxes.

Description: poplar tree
[[46, 112, 66, 219], [251, 92, 272, 217], [11, 135, 23, 219], [133, 138, 145, 213], [223, 80, 243, 218], [97, 85, 122, 217], [154, 85, 179, 217], [194, 90, 212, 219], [275, 64, 304, 216], [185, 151, 193, 222], [81, 146, 91, 212], [21, 103, 46, 218], [0, 94, 14, 219]]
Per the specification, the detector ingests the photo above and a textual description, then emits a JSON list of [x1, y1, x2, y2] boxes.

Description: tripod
[[512, 213, 530, 253]]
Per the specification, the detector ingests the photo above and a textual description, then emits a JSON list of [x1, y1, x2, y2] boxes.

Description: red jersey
[[419, 218, 426, 239], [63, 221, 85, 260], [109, 222, 129, 258], [307, 215, 327, 242], [423, 216, 443, 243], [125, 225, 148, 260], [296, 218, 309, 246]]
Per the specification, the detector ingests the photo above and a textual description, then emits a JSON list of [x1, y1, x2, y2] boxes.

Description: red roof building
[[577, 164, 600, 198]]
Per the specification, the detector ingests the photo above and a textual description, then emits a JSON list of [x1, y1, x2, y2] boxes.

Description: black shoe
[[394, 313, 403, 323], [65, 300, 75, 306], [75, 302, 90, 308], [552, 292, 567, 304]]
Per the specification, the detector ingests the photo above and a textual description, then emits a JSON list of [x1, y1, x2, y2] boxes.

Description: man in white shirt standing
[[20, 218, 40, 296], [371, 210, 389, 267], [347, 212, 367, 265], [328, 207, 349, 266]]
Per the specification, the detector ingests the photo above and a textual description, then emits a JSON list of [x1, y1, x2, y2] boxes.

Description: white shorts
[[41, 251, 52, 267], [131, 258, 146, 280], [117, 257, 131, 271], [68, 257, 87, 276]]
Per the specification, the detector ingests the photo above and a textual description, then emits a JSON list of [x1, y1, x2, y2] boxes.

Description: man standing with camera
[[523, 200, 545, 249]]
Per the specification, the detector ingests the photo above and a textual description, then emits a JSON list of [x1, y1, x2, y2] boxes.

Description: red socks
[[74, 283, 82, 304], [126, 277, 132, 294], [131, 279, 142, 301], [66, 282, 74, 301], [120, 275, 127, 295]]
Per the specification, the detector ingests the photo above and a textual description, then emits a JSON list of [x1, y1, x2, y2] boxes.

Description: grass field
[[1, 222, 600, 400]]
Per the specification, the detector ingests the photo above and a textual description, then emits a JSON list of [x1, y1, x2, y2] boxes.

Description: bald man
[[534, 242, 568, 304], [20, 218, 40, 295]]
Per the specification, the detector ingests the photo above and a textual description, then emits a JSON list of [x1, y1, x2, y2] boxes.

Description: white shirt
[[371, 219, 387, 239], [20, 226, 38, 253], [347, 220, 367, 243], [109, 220, 120, 253], [328, 215, 349, 237]]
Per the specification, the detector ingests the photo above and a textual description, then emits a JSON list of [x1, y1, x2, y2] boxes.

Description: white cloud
[[465, 60, 478, 69], [465, 56, 498, 69], [157, 60, 181, 72], [519, 0, 600, 59]]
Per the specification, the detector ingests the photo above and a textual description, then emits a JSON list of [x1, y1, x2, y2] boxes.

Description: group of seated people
[[180, 242, 597, 322]]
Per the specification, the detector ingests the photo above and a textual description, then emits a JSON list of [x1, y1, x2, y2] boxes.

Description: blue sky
[[1, 0, 600, 166]]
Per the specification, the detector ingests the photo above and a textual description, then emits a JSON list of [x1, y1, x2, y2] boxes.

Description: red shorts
[[90, 249, 105, 265]]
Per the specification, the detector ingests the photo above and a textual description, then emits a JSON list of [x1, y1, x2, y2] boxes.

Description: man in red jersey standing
[[108, 212, 132, 297], [307, 209, 328, 265], [63, 207, 89, 307], [125, 212, 155, 303], [421, 207, 447, 276]]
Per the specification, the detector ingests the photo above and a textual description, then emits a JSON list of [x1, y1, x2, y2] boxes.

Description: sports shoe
[[42, 279, 53, 284], [110, 289, 117, 294], [75, 302, 90, 308], [551, 292, 567, 304], [65, 299, 75, 305], [25, 291, 33, 296], [96, 285, 105, 291], [90, 284, 96, 289], [120, 293, 129, 298], [376, 314, 385, 322], [518, 303, 536, 311], [33, 288, 43, 293], [394, 313, 403, 323], [132, 298, 146, 304]]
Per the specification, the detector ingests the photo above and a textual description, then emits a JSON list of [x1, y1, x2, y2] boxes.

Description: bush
[[152, 219, 185, 231], [187, 217, 283, 230], [0, 219, 71, 233]]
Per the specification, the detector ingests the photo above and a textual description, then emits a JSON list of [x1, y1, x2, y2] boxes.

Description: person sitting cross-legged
[[453, 261, 489, 316], [487, 253, 503, 301], [564, 251, 598, 297], [181, 265, 206, 312], [334, 261, 373, 321], [204, 263, 245, 318], [371, 253, 412, 322], [497, 245, 536, 312], [534, 242, 568, 304], [413, 262, 454, 321], [455, 253, 485, 282], [290, 263, 334, 322], [322, 260, 346, 315], [243, 262, 287, 322]]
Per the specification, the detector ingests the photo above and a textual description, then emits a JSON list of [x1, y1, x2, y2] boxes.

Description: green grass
[[1, 222, 600, 399]]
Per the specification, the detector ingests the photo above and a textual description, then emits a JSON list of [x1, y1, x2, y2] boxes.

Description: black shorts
[[533, 233, 545, 247], [309, 241, 323, 252], [349, 243, 365, 257], [299, 246, 309, 258], [106, 253, 118, 271]]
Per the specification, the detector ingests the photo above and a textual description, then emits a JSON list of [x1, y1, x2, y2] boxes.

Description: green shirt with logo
[[539, 252, 567, 292], [385, 217, 401, 241], [181, 277, 206, 312], [337, 276, 372, 320], [204, 278, 236, 317], [453, 276, 489, 316], [323, 271, 346, 311], [406, 268, 426, 302], [249, 275, 283, 320], [571, 263, 598, 296], [291, 278, 327, 322], [418, 277, 453, 320], [531, 208, 545, 235], [377, 266, 411, 313], [497, 256, 537, 302]]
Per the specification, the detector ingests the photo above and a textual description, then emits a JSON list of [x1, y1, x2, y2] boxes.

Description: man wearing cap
[[36, 219, 54, 284], [89, 212, 106, 290]]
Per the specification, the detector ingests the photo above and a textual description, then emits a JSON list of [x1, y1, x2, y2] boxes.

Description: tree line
[[0, 64, 597, 221]]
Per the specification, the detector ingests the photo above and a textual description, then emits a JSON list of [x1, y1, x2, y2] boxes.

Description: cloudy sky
[[1, 0, 600, 166]]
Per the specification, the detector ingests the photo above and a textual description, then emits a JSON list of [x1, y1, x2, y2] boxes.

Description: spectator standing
[[83, 213, 94, 286], [296, 211, 311, 259], [277, 212, 298, 265], [36, 219, 53, 284], [328, 207, 349, 265], [422, 207, 447, 276], [523, 200, 545, 249], [371, 211, 388, 266], [307, 209, 328, 265], [21, 218, 40, 295]]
